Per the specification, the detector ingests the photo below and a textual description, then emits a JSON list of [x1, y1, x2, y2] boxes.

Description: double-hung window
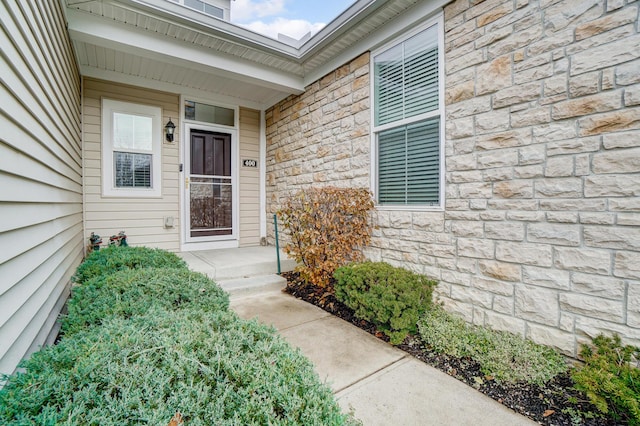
[[102, 99, 162, 197], [372, 19, 444, 208]]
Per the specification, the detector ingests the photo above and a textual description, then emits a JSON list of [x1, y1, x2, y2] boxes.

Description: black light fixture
[[165, 118, 176, 142]]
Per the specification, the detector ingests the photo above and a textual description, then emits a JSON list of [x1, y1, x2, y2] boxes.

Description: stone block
[[511, 106, 550, 128], [553, 247, 611, 274], [527, 223, 580, 246], [446, 80, 476, 105], [488, 24, 543, 57], [515, 285, 559, 326], [493, 82, 541, 108], [628, 283, 640, 328], [571, 272, 626, 300], [616, 60, 640, 86], [477, 3, 513, 27], [544, 0, 601, 33], [493, 295, 514, 314], [477, 149, 518, 168], [459, 182, 493, 198], [389, 211, 412, 228], [578, 107, 640, 136], [449, 95, 493, 119], [457, 238, 495, 259], [579, 212, 615, 225], [475, 110, 511, 134], [546, 136, 600, 156], [447, 116, 475, 139], [603, 131, 640, 149], [514, 63, 554, 85], [614, 251, 640, 280], [618, 213, 640, 226], [478, 260, 521, 282], [552, 90, 622, 120], [575, 5, 638, 41], [540, 198, 607, 212], [625, 85, 640, 107], [483, 167, 514, 182], [476, 128, 532, 150], [609, 198, 640, 211], [533, 123, 576, 143], [559, 293, 624, 323], [514, 164, 543, 179], [544, 75, 567, 96], [527, 322, 575, 356], [484, 310, 526, 336], [441, 270, 472, 287], [534, 177, 582, 198], [451, 221, 484, 238], [571, 34, 640, 76], [412, 212, 445, 232], [522, 265, 570, 290], [493, 180, 534, 199], [592, 147, 640, 174], [518, 145, 545, 165], [451, 285, 493, 309], [585, 175, 640, 197], [576, 316, 640, 344], [506, 211, 546, 221], [476, 55, 512, 95], [485, 221, 525, 241], [496, 241, 552, 266], [569, 71, 599, 97], [545, 156, 574, 177], [584, 225, 640, 251], [546, 212, 579, 223]]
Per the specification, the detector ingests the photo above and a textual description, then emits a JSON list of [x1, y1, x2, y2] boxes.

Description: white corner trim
[[259, 109, 267, 239]]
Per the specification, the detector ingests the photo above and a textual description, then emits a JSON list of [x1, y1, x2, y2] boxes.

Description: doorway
[[185, 128, 235, 242]]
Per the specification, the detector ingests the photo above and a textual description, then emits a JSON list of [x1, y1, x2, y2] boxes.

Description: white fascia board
[[302, 0, 449, 86], [125, 0, 299, 56], [79, 65, 272, 111], [66, 9, 305, 94]]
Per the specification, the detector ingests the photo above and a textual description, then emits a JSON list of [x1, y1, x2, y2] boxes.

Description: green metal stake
[[273, 214, 281, 274]]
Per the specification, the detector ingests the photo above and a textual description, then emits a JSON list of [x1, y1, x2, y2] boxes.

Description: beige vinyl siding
[[239, 107, 261, 247], [0, 1, 83, 377], [82, 78, 180, 251]]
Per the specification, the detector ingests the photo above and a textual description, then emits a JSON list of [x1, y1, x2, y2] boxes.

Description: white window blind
[[373, 21, 442, 207]]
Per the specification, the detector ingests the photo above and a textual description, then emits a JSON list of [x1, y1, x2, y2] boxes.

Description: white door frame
[[180, 121, 239, 251]]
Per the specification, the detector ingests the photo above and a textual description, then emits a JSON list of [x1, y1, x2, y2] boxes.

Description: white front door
[[185, 128, 235, 242]]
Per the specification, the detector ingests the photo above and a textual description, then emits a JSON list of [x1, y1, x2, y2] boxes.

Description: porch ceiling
[[65, 0, 447, 108]]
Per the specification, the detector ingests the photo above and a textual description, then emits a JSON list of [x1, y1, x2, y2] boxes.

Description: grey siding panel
[[0, 0, 82, 377]]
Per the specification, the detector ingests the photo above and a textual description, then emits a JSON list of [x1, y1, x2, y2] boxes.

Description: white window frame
[[101, 99, 162, 198], [370, 14, 445, 211]]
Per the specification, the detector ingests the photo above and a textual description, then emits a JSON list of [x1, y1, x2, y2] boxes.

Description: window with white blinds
[[372, 21, 443, 207], [102, 99, 162, 197]]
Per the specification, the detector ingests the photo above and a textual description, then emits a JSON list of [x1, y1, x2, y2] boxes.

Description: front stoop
[[178, 246, 296, 294]]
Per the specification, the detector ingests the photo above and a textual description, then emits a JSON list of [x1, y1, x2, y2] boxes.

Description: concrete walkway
[[230, 285, 537, 426]]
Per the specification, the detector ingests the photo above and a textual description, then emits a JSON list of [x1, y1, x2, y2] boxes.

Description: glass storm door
[[187, 129, 233, 240]]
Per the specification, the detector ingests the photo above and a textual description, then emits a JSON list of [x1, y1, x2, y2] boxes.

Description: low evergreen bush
[[63, 268, 229, 337], [0, 309, 356, 425], [418, 306, 568, 385], [334, 262, 437, 344], [572, 334, 640, 424], [73, 245, 187, 284]]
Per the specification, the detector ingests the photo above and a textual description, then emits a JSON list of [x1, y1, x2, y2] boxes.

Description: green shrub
[[278, 187, 374, 288], [62, 268, 229, 337], [418, 306, 568, 384], [73, 245, 187, 284], [572, 334, 640, 424], [334, 262, 437, 344], [0, 309, 357, 425]]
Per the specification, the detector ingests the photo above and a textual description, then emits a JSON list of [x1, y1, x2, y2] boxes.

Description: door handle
[[185, 177, 189, 189]]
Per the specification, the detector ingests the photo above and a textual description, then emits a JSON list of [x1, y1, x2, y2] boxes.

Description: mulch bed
[[282, 272, 619, 426]]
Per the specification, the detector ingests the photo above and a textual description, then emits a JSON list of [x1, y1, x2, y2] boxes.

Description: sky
[[230, 0, 355, 41]]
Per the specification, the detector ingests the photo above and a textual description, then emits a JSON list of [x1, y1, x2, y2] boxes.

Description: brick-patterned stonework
[[266, 0, 640, 356]]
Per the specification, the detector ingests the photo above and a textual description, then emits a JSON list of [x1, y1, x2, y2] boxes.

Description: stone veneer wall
[[266, 0, 640, 356]]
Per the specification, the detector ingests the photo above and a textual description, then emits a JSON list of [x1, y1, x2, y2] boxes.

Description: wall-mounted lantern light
[[165, 118, 176, 142]]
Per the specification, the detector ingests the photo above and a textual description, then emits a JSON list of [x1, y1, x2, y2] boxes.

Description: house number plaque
[[242, 159, 258, 168]]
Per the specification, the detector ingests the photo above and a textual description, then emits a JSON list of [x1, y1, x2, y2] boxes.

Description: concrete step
[[217, 273, 287, 297]]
